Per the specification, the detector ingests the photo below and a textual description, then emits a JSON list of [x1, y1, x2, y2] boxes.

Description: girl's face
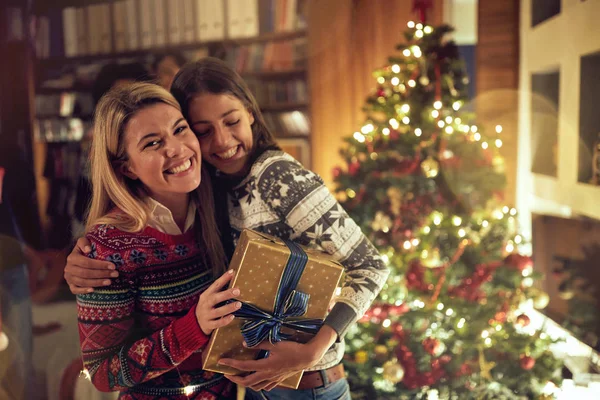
[[121, 103, 201, 207], [187, 93, 254, 176]]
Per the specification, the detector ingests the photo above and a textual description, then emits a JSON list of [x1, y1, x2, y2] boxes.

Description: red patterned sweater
[[77, 224, 235, 399]]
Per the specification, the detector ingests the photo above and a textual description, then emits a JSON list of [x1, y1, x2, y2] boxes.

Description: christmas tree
[[334, 18, 564, 400]]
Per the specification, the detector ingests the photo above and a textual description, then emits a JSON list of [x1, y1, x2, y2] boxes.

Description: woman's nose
[[164, 137, 184, 158], [211, 125, 232, 149]]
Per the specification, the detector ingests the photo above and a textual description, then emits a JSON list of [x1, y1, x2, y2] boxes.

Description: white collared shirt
[[147, 197, 196, 235]]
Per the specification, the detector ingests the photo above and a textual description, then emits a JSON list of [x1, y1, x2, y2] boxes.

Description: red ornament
[[516, 314, 531, 327], [412, 0, 433, 23], [439, 355, 452, 364], [377, 87, 386, 97], [332, 166, 342, 178], [520, 355, 535, 370], [422, 337, 441, 355], [504, 254, 533, 271], [348, 161, 360, 176], [494, 311, 507, 323]]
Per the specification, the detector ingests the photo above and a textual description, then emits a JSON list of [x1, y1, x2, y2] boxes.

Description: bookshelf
[[31, 0, 312, 248]]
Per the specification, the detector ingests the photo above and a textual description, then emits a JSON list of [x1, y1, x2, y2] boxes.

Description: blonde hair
[[86, 82, 226, 275]]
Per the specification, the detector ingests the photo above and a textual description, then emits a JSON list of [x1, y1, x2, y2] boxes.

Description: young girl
[[76, 82, 241, 399], [65, 58, 390, 399]]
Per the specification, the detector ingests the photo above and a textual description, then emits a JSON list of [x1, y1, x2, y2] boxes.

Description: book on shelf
[[223, 37, 307, 73], [226, 0, 259, 39], [36, 118, 88, 143], [262, 110, 310, 137], [124, 0, 140, 50], [153, 0, 168, 47], [196, 0, 226, 42], [246, 79, 308, 105]]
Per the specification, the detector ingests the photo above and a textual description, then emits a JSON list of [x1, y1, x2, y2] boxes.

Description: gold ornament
[[422, 248, 442, 268], [371, 211, 392, 233], [531, 288, 550, 310], [374, 345, 389, 362], [382, 359, 405, 383], [355, 350, 368, 364], [421, 156, 440, 178], [478, 346, 496, 381], [387, 187, 404, 216]]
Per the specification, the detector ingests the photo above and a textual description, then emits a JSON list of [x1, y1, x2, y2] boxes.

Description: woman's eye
[[226, 119, 240, 127], [144, 140, 161, 149], [194, 128, 211, 138], [174, 125, 188, 135]]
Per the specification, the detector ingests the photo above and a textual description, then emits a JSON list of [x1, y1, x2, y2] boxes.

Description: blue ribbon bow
[[233, 240, 323, 349]]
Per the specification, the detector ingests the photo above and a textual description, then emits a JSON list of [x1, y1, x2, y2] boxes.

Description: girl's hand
[[195, 269, 242, 335], [64, 237, 119, 294]]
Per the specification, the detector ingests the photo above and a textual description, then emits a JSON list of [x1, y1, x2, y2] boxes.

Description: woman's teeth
[[216, 146, 238, 160], [167, 159, 191, 174]]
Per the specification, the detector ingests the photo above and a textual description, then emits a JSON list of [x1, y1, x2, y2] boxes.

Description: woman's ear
[[247, 109, 255, 125], [119, 162, 138, 180]]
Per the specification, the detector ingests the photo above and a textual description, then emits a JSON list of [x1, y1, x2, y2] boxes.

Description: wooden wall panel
[[476, 0, 520, 205], [307, 0, 444, 187]]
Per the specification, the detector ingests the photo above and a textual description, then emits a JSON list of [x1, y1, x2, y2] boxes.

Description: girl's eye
[[194, 128, 211, 138]]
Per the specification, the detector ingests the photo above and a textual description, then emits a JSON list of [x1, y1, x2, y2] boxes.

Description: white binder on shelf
[[139, 0, 154, 48], [182, 0, 196, 43], [112, 1, 127, 52], [97, 3, 112, 53], [75, 8, 88, 55], [124, 0, 140, 50], [195, 0, 225, 42], [86, 4, 100, 55], [62, 7, 77, 57], [227, 0, 258, 39], [167, 0, 183, 45], [153, 0, 167, 47]]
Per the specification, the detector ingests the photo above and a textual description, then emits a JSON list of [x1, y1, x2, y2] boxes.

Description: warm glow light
[[424, 26, 433, 34], [402, 116, 410, 124], [391, 77, 400, 86], [446, 308, 454, 316], [474, 132, 481, 141], [510, 208, 517, 216], [481, 330, 490, 338], [361, 124, 374, 134], [471, 125, 478, 133], [493, 210, 504, 220], [482, 220, 489, 228], [347, 189, 356, 198], [484, 337, 492, 346], [431, 110, 439, 118], [423, 226, 431, 234], [433, 216, 442, 226], [383, 319, 391, 328], [455, 117, 462, 124], [457, 318, 466, 329], [522, 277, 534, 287], [382, 128, 390, 135], [506, 242, 515, 253], [408, 79, 416, 87], [401, 104, 410, 113], [184, 386, 195, 396], [412, 46, 422, 57], [452, 216, 462, 226], [496, 325, 502, 331], [381, 254, 389, 264], [495, 124, 503, 133], [458, 228, 466, 237], [462, 125, 470, 133], [414, 128, 422, 137], [389, 118, 399, 129], [437, 120, 445, 128], [502, 206, 510, 213], [445, 116, 453, 124], [416, 23, 423, 30], [415, 30, 424, 38], [482, 142, 489, 149], [408, 21, 416, 28], [421, 250, 429, 259], [403, 240, 412, 250], [353, 132, 366, 143], [452, 101, 461, 111], [515, 235, 522, 244], [495, 139, 503, 148], [434, 101, 442, 110], [411, 238, 420, 246], [392, 64, 401, 73], [437, 303, 444, 310], [377, 76, 385, 84], [403, 49, 411, 57], [445, 126, 454, 134]]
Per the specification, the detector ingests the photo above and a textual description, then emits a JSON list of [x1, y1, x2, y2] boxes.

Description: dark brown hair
[[170, 57, 280, 167]]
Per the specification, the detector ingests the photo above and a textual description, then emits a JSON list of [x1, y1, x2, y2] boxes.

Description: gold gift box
[[202, 229, 344, 389]]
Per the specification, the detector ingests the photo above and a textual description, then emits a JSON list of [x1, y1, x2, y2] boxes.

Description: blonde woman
[[77, 82, 239, 399]]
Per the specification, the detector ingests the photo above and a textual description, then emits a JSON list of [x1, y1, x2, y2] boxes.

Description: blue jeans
[[245, 376, 351, 400], [0, 264, 33, 400]]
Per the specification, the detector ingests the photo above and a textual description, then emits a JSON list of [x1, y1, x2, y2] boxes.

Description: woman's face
[[121, 103, 201, 207], [187, 93, 254, 176]]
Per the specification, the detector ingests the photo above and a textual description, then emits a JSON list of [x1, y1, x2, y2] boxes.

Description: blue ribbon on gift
[[232, 240, 324, 350]]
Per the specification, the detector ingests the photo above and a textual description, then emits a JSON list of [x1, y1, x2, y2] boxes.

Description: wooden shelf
[[38, 30, 307, 69], [37, 84, 92, 94], [260, 102, 309, 112], [242, 68, 306, 80]]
